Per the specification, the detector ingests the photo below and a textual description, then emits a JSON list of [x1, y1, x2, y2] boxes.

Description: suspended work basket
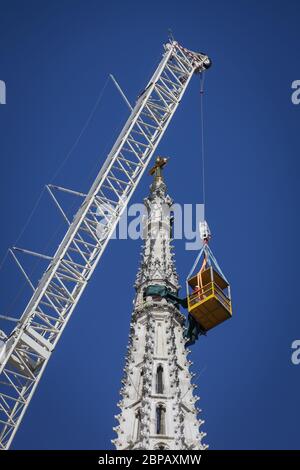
[[186, 240, 232, 332]]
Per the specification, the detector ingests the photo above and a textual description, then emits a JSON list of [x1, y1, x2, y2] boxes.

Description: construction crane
[[0, 40, 211, 450]]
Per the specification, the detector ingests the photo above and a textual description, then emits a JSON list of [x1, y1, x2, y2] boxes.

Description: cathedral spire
[[112, 158, 207, 450], [135, 156, 178, 291]]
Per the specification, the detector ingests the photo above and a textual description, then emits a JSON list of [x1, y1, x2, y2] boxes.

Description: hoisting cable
[[0, 76, 113, 324], [186, 69, 210, 297], [0, 186, 46, 275], [0, 249, 9, 273], [49, 75, 110, 184], [200, 72, 206, 219]]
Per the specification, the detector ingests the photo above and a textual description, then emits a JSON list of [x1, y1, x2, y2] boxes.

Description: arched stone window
[[136, 409, 141, 440], [156, 365, 164, 394], [139, 369, 144, 394], [169, 211, 174, 238], [156, 404, 166, 435]]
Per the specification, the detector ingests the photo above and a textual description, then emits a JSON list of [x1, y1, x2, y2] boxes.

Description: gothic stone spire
[[112, 158, 207, 450]]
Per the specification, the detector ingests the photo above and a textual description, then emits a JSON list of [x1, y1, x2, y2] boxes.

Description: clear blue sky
[[0, 0, 299, 449]]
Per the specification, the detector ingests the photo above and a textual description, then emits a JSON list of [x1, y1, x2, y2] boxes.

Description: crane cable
[[0, 76, 113, 320], [190, 73, 207, 286], [200, 72, 206, 219], [0, 76, 111, 276]]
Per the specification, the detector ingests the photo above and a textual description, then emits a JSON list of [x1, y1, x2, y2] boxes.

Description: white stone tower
[[112, 159, 207, 450]]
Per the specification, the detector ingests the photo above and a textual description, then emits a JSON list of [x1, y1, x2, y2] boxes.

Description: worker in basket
[[194, 254, 208, 301]]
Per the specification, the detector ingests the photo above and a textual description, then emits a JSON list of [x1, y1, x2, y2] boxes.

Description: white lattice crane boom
[[0, 41, 210, 450]]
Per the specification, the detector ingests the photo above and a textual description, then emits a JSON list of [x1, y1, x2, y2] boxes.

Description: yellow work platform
[[187, 267, 232, 332]]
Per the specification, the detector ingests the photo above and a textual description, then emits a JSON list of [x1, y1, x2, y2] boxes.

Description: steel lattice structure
[[0, 41, 210, 450]]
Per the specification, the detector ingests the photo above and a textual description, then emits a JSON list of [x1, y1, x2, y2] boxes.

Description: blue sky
[[0, 0, 299, 449]]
